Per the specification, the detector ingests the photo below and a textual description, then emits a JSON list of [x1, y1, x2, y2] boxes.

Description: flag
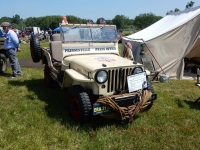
[[100, 18, 106, 24], [87, 19, 94, 24]]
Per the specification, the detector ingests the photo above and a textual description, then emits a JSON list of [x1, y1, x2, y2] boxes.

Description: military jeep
[[30, 23, 157, 123], [0, 28, 7, 73]]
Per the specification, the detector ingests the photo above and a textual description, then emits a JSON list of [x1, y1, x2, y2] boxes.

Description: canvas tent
[[122, 6, 200, 79]]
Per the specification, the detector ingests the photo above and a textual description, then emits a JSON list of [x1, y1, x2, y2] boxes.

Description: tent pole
[[141, 39, 166, 75], [123, 37, 166, 74]]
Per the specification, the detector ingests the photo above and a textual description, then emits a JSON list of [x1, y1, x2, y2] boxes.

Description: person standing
[[1, 22, 22, 79], [123, 42, 134, 61]]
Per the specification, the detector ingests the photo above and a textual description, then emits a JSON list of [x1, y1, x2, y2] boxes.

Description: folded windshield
[[61, 26, 118, 43]]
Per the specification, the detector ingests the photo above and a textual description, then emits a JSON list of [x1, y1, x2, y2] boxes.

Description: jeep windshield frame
[[60, 24, 118, 43]]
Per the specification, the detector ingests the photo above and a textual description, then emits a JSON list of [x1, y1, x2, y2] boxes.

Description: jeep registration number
[[93, 103, 110, 115]]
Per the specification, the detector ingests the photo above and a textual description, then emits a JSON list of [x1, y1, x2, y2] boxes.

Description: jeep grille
[[107, 68, 133, 93]]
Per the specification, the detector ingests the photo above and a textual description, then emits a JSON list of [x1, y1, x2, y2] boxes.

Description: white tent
[[122, 6, 200, 79]]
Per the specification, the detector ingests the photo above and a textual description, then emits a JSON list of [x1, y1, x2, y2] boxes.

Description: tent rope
[[142, 39, 166, 75]]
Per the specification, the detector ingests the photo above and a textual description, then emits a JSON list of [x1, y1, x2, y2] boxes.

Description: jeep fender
[[63, 69, 95, 89], [65, 69, 94, 82], [42, 50, 59, 74]]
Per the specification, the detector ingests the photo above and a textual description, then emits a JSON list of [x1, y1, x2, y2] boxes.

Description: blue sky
[[1, 0, 200, 22]]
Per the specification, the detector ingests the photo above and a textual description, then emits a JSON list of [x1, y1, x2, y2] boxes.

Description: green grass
[[1, 72, 200, 149], [118, 43, 122, 56], [0, 42, 200, 149]]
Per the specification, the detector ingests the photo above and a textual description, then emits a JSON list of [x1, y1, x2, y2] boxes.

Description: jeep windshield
[[61, 25, 118, 43]]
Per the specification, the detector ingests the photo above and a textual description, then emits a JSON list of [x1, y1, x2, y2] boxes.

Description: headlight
[[95, 70, 108, 84], [132, 66, 143, 74]]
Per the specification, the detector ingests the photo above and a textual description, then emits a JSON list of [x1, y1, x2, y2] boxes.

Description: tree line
[[166, 1, 195, 15], [0, 1, 195, 32], [0, 14, 162, 32]]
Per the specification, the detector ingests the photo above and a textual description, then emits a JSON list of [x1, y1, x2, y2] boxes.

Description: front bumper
[[93, 93, 157, 116]]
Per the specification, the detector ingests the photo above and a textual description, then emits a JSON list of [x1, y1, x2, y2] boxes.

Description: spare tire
[[30, 34, 42, 63]]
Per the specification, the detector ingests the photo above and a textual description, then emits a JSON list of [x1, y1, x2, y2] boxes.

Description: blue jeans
[[6, 48, 22, 76]]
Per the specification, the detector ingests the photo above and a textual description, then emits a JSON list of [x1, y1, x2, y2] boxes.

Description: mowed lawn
[[0, 42, 200, 149]]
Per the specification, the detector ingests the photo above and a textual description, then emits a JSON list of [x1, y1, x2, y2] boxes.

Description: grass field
[[0, 42, 200, 149]]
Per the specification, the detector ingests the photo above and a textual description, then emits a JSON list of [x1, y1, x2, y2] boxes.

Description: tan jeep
[[30, 23, 157, 123]]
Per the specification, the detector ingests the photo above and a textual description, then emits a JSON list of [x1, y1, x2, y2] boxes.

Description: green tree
[[81, 19, 87, 24], [166, 8, 180, 15], [95, 18, 112, 24], [67, 15, 84, 24], [186, 1, 195, 9], [96, 18, 101, 24], [0, 17, 12, 25], [133, 13, 162, 30], [0, 15, 24, 29], [112, 15, 128, 29], [174, 8, 180, 12], [24, 16, 62, 30], [166, 10, 175, 15], [106, 20, 112, 25], [12, 14, 21, 24]]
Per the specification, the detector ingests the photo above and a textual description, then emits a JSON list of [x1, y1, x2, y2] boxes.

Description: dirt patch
[[19, 58, 43, 68], [18, 58, 44, 68]]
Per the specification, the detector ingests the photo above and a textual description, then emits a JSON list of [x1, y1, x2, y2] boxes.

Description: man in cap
[[1, 22, 22, 79]]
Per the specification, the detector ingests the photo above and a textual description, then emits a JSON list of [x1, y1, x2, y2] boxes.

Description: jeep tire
[[0, 53, 7, 73], [144, 79, 155, 110], [67, 85, 92, 124], [30, 34, 42, 63]]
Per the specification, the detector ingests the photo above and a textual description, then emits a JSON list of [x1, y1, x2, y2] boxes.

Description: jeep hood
[[63, 54, 142, 72]]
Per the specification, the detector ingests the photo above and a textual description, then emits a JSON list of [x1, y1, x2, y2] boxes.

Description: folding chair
[[141, 57, 160, 81]]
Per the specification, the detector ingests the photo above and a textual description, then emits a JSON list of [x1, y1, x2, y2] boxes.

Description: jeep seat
[[50, 41, 62, 62], [52, 34, 61, 41]]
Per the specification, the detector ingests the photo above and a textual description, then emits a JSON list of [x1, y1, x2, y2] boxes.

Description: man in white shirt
[[1, 22, 22, 79]]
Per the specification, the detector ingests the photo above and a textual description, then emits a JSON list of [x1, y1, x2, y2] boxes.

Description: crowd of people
[[15, 28, 55, 43], [38, 29, 53, 41]]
